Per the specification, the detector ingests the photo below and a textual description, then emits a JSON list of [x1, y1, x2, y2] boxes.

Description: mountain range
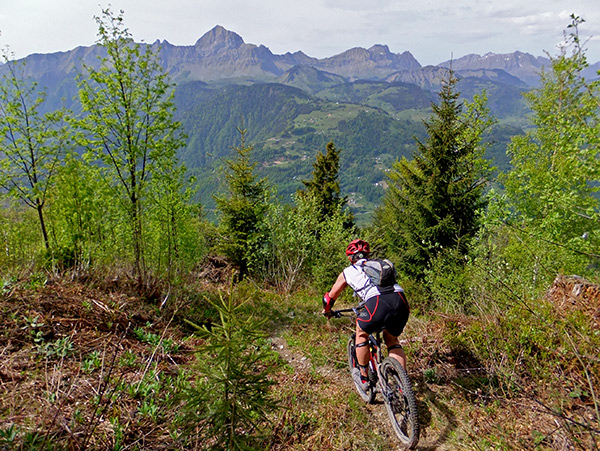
[[4, 26, 599, 221], [14, 25, 586, 92]]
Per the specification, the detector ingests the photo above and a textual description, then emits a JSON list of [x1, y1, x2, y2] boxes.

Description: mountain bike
[[331, 306, 420, 449]]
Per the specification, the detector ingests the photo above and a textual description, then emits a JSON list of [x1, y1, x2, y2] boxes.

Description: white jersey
[[342, 258, 404, 303]]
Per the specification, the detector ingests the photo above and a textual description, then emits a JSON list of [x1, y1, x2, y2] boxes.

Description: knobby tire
[[379, 357, 420, 449]]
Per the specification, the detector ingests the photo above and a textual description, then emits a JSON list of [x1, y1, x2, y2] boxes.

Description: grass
[[0, 272, 598, 449], [293, 103, 379, 131], [0, 277, 200, 449], [282, 289, 599, 449]]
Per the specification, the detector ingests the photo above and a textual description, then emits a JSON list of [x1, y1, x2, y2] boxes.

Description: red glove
[[322, 293, 335, 316]]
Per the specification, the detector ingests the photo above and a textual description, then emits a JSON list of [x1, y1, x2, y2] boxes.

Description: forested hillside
[[0, 9, 598, 451], [0, 21, 539, 220], [171, 75, 527, 219], [173, 81, 429, 218]]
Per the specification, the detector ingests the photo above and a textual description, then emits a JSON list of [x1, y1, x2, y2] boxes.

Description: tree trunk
[[36, 202, 50, 250]]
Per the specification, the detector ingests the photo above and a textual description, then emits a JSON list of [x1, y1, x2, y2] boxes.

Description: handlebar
[[329, 306, 363, 318]]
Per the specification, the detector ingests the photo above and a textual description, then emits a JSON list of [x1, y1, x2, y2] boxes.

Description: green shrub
[[179, 285, 280, 450], [424, 248, 474, 314]]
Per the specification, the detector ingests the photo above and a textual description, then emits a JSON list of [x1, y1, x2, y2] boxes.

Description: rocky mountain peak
[[194, 25, 244, 53], [8, 24, 586, 95], [368, 44, 391, 55], [439, 51, 551, 86]]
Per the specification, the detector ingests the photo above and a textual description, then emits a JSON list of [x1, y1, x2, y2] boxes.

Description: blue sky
[[1, 0, 599, 65]]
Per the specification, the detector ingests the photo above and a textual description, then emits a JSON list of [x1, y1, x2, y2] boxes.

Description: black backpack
[[357, 258, 397, 293]]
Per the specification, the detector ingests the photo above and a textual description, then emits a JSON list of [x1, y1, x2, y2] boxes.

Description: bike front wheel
[[347, 335, 376, 403], [379, 357, 420, 449]]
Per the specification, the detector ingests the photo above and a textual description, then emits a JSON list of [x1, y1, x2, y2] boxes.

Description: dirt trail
[[270, 335, 415, 450]]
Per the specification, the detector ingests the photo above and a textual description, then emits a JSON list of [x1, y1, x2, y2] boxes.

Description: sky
[[1, 0, 599, 66]]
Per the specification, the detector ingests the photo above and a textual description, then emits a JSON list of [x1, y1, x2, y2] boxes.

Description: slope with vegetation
[[171, 73, 528, 218], [0, 9, 599, 451], [0, 19, 539, 222]]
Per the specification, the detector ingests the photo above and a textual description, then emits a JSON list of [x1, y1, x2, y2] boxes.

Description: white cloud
[[0, 0, 598, 65]]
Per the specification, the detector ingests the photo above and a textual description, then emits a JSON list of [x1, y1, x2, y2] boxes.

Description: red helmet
[[345, 239, 370, 257]]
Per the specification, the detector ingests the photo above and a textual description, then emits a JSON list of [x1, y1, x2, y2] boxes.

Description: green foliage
[[0, 424, 18, 447], [423, 248, 474, 314], [378, 69, 493, 281], [2, 7, 208, 282], [34, 334, 74, 359], [144, 159, 207, 280], [119, 350, 138, 368], [496, 15, 600, 286], [298, 141, 349, 221], [81, 351, 102, 373], [0, 8, 206, 282], [459, 297, 599, 407], [180, 287, 279, 450], [309, 202, 356, 294], [134, 324, 180, 354], [214, 127, 271, 277], [423, 367, 439, 384], [45, 150, 117, 271], [252, 194, 320, 292], [0, 206, 45, 272], [0, 51, 70, 251], [77, 8, 187, 281], [251, 191, 353, 293]]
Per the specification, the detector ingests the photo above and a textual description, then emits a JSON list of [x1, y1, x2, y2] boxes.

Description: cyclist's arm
[[328, 271, 348, 300]]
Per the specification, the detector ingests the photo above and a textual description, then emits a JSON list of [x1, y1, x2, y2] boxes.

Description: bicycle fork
[[377, 360, 406, 411], [370, 334, 405, 404], [368, 347, 379, 385]]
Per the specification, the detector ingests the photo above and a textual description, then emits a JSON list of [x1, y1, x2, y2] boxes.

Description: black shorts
[[356, 291, 409, 337]]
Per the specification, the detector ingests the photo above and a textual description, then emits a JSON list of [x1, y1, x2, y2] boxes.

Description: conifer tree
[[298, 140, 353, 226], [214, 127, 270, 277], [380, 70, 493, 279], [181, 287, 278, 450]]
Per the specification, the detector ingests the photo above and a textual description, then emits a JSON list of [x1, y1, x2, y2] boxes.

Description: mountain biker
[[322, 239, 410, 390]]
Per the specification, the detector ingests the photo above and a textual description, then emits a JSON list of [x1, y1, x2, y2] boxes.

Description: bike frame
[[332, 306, 385, 387], [330, 305, 420, 449]]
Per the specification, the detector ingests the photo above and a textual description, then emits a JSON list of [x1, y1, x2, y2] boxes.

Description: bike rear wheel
[[379, 357, 420, 449], [346, 335, 376, 403]]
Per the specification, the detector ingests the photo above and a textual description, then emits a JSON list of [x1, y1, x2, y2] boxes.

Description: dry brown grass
[[0, 276, 198, 449], [0, 272, 598, 450], [393, 276, 600, 450]]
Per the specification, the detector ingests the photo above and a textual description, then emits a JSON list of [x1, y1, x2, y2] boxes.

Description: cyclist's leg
[[382, 291, 409, 369], [383, 330, 407, 369], [355, 321, 370, 379]]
